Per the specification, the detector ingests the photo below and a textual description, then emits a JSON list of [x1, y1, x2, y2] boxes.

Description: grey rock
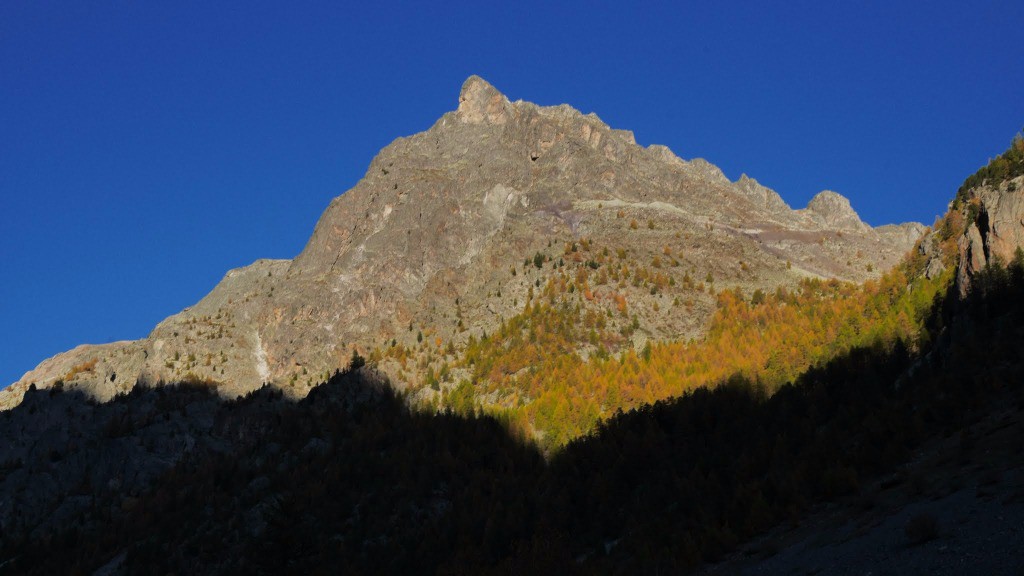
[[801, 190, 871, 233], [2, 76, 924, 409], [956, 175, 1024, 295], [735, 174, 792, 214]]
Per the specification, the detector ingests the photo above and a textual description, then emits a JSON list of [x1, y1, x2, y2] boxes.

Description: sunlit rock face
[[2, 76, 923, 408], [956, 174, 1024, 296]]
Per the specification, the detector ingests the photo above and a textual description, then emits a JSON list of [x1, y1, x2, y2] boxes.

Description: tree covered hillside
[[5, 136, 1024, 575], [4, 231, 1024, 575]]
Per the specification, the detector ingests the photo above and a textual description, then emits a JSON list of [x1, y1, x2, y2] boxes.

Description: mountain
[[3, 133, 1024, 575], [2, 76, 923, 409], [3, 166, 1023, 575]]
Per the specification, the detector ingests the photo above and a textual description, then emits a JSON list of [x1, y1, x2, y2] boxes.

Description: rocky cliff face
[[1, 76, 923, 408], [801, 190, 872, 233], [956, 175, 1024, 295]]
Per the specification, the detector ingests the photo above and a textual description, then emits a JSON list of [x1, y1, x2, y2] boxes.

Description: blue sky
[[1, 1, 1021, 387]]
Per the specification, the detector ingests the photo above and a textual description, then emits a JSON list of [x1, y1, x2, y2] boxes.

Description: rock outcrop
[[1, 76, 924, 409], [735, 174, 792, 215], [801, 190, 872, 233], [956, 175, 1024, 295]]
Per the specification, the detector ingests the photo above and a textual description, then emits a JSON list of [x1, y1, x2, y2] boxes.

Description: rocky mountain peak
[[457, 75, 511, 125], [686, 158, 730, 185], [803, 190, 869, 232], [1, 77, 923, 410], [735, 174, 792, 214]]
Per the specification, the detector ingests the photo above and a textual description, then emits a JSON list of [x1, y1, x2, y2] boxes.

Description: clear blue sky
[[1, 1, 1021, 387]]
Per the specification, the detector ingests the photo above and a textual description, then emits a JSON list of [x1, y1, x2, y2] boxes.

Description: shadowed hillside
[[3, 249, 1024, 574], [5, 133, 1024, 576]]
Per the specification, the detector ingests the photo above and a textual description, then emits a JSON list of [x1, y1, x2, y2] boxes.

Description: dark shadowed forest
[[2, 251, 1023, 575]]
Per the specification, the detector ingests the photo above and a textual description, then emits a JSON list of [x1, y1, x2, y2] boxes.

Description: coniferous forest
[[3, 235, 1024, 574], [4, 141, 1024, 574]]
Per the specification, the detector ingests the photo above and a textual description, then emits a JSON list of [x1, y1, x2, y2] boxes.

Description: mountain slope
[[4, 135, 1024, 575], [2, 76, 922, 408], [3, 224, 1023, 576]]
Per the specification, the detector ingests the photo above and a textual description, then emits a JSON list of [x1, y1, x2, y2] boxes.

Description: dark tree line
[[3, 255, 1024, 575]]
